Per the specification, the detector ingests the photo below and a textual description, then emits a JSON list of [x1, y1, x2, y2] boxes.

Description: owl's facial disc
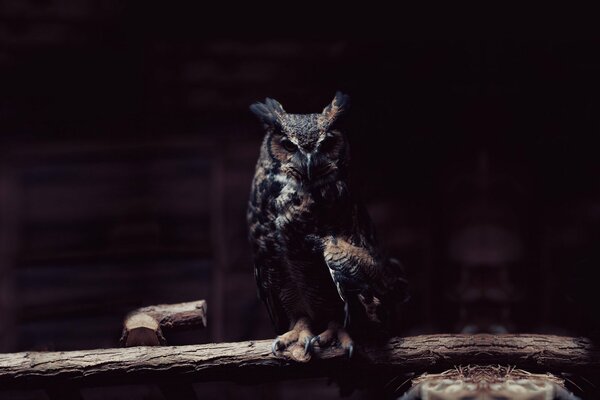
[[250, 92, 350, 185], [273, 128, 344, 185], [256, 105, 347, 185]]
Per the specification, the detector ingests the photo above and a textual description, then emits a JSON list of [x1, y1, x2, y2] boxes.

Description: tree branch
[[0, 334, 598, 389]]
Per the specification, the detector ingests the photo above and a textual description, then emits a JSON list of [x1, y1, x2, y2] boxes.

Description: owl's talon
[[310, 335, 321, 348], [313, 322, 354, 358], [269, 318, 315, 361], [345, 342, 355, 358], [343, 302, 351, 328], [271, 338, 283, 355], [304, 336, 315, 355]]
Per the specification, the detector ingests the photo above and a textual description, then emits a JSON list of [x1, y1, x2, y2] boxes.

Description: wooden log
[[0, 334, 598, 389], [120, 300, 207, 347]]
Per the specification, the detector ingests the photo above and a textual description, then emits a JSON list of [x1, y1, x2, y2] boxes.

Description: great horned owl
[[247, 92, 407, 361]]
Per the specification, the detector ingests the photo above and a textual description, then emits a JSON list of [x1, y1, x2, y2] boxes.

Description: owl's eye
[[320, 133, 336, 152], [280, 138, 297, 152]]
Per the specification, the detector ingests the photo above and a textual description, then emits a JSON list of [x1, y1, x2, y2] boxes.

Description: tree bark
[[120, 300, 207, 347], [0, 334, 598, 389]]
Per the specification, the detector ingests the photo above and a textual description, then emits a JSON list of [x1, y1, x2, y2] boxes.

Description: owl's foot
[[271, 317, 315, 362], [309, 322, 355, 358]]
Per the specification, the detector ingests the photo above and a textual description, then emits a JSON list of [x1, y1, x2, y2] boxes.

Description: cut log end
[[120, 300, 207, 347]]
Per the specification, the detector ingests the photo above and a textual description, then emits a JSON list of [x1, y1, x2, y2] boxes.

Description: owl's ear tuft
[[249, 97, 286, 129], [322, 91, 350, 126]]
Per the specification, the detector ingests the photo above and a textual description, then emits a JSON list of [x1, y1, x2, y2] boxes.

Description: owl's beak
[[305, 154, 313, 181]]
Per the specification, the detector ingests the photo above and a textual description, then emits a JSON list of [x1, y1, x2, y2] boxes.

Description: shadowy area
[[1, 2, 599, 398]]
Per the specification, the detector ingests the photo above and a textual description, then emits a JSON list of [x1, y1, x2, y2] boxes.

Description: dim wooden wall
[[1, 0, 600, 353]]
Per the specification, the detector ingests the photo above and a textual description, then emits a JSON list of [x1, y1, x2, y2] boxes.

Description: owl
[[247, 92, 407, 361]]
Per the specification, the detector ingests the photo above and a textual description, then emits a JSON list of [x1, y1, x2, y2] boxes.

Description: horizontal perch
[[120, 300, 207, 347], [0, 334, 598, 389]]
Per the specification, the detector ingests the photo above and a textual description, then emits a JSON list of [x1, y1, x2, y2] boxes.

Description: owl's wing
[[253, 256, 289, 333], [324, 238, 407, 330], [323, 206, 408, 331]]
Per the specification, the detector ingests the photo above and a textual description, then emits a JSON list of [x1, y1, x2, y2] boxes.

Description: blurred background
[[1, 1, 600, 398]]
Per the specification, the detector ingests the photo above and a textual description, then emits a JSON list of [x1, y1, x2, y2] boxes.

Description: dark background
[[1, 1, 599, 399]]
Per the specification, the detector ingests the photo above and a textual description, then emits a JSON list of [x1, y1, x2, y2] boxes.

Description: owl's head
[[250, 92, 350, 185]]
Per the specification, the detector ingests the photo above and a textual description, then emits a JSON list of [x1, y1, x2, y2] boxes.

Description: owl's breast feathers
[[247, 162, 352, 328]]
